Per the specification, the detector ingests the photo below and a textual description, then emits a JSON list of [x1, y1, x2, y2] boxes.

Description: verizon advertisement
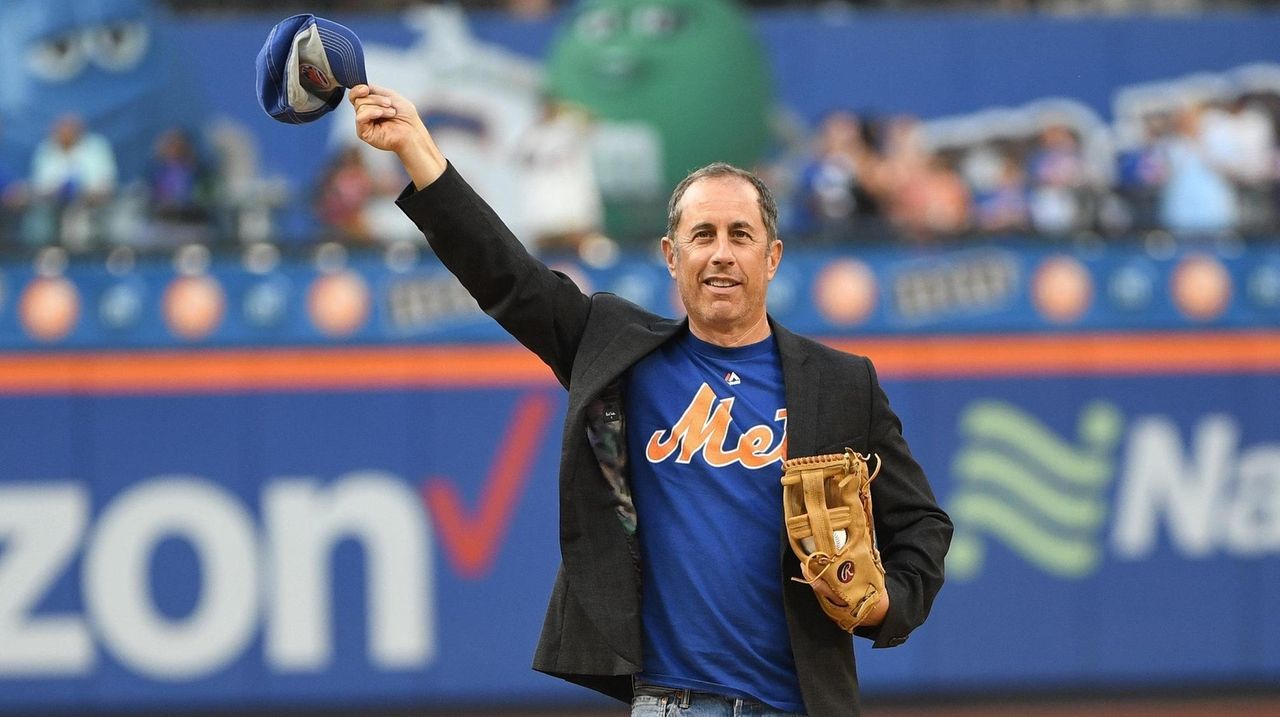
[[1, 346, 1278, 711]]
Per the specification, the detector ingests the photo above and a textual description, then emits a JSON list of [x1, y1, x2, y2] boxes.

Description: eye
[[576, 7, 623, 42], [26, 33, 87, 82], [86, 22, 150, 72], [632, 5, 682, 37]]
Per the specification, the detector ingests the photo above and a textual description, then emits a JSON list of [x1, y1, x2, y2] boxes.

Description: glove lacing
[[789, 450, 881, 588]]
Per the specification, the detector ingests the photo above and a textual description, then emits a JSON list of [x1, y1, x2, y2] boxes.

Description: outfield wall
[[0, 242, 1277, 713]]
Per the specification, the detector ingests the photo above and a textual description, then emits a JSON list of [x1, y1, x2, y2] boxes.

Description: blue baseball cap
[[255, 14, 368, 124]]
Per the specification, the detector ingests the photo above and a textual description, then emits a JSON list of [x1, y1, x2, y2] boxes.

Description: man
[[25, 114, 118, 248], [350, 83, 951, 717]]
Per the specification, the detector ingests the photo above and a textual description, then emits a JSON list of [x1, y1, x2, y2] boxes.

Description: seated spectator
[[514, 98, 605, 255], [791, 109, 881, 242], [147, 127, 214, 245], [1159, 104, 1238, 235], [872, 117, 971, 239], [972, 152, 1031, 233], [24, 114, 118, 249], [1200, 96, 1275, 233], [1027, 123, 1089, 235], [1115, 113, 1170, 232], [314, 146, 378, 244]]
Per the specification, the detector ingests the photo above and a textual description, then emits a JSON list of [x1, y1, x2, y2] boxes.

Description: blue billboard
[[1, 336, 1278, 712]]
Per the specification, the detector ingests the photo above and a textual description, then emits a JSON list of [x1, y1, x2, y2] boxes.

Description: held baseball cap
[[255, 14, 368, 124]]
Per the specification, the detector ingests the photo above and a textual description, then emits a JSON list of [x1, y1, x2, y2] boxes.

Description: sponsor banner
[[865, 371, 1280, 693], [1, 243, 1278, 349], [0, 386, 589, 712], [0, 339, 1277, 711]]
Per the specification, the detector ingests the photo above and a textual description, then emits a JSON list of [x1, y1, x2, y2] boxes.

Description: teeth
[[706, 279, 736, 287]]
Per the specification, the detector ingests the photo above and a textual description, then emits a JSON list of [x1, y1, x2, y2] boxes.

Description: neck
[[690, 313, 771, 348]]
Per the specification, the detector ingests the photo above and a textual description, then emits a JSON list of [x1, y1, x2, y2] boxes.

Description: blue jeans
[[630, 682, 807, 717]]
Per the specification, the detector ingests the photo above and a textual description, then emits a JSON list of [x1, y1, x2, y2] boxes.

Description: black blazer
[[398, 164, 952, 717]]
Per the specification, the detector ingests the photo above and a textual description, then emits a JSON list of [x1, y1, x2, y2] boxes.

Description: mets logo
[[836, 561, 855, 583], [299, 64, 335, 92], [645, 383, 787, 469]]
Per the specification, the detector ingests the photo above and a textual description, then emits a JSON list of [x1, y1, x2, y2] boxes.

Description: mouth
[[702, 277, 742, 292]]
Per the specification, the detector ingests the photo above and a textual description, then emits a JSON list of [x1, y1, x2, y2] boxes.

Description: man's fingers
[[355, 104, 397, 123], [351, 94, 392, 111], [812, 581, 849, 608], [801, 565, 850, 608]]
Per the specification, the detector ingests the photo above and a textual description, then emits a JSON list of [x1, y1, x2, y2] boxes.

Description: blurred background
[[0, 0, 1278, 715]]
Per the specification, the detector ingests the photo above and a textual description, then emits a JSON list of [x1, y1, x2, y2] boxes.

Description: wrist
[[397, 131, 446, 190]]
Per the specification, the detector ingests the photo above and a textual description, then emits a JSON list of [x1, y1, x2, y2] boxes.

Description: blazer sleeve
[[856, 356, 954, 648], [395, 163, 591, 388]]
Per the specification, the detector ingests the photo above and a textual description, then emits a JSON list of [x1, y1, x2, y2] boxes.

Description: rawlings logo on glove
[[781, 449, 885, 633]]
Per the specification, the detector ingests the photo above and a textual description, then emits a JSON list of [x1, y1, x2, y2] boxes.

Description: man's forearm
[[398, 132, 448, 191]]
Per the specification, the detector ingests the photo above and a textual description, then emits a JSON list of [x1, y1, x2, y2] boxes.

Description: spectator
[[314, 146, 379, 243], [1026, 123, 1089, 235], [872, 117, 970, 239], [147, 127, 214, 245], [1200, 96, 1276, 232], [1115, 112, 1171, 232], [513, 98, 605, 255], [24, 114, 118, 249], [972, 151, 1031, 233], [790, 110, 882, 243], [1159, 104, 1238, 235]]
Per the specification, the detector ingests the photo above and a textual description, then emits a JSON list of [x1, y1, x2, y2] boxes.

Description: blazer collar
[[771, 319, 820, 459], [574, 314, 820, 444], [573, 316, 684, 407]]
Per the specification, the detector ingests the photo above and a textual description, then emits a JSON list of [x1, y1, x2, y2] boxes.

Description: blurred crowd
[[773, 92, 1280, 245], [2, 88, 1277, 256], [0, 113, 290, 253]]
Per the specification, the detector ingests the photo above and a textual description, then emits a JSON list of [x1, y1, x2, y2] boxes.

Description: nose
[[709, 233, 735, 266]]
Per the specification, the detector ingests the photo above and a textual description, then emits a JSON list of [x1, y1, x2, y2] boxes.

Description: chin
[[694, 308, 744, 327]]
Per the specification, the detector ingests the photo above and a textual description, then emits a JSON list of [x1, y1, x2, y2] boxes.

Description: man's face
[[662, 176, 782, 341], [54, 116, 82, 148]]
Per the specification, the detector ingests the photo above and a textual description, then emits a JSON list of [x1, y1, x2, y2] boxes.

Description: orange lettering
[[646, 387, 788, 469], [647, 384, 729, 464], [736, 425, 774, 469]]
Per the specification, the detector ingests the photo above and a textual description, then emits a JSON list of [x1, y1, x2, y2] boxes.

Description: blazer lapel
[[572, 317, 684, 407], [773, 321, 819, 460]]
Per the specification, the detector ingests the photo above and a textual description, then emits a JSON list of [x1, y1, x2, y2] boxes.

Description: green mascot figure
[[546, 0, 773, 241]]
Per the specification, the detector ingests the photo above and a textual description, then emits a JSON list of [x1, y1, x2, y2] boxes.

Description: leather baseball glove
[[781, 449, 884, 632]]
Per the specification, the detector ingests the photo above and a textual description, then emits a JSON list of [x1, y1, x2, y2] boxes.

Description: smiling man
[[663, 168, 780, 347], [350, 82, 951, 717]]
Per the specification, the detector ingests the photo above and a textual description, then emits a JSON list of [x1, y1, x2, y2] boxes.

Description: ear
[[766, 239, 783, 281], [661, 235, 678, 278]]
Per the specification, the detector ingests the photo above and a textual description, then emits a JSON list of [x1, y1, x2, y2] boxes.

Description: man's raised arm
[[347, 82, 594, 388], [349, 84, 446, 191]]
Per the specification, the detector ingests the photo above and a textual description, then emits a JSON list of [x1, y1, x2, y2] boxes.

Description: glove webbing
[[783, 451, 881, 587]]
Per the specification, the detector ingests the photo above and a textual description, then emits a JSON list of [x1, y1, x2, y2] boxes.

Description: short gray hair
[[665, 162, 779, 246]]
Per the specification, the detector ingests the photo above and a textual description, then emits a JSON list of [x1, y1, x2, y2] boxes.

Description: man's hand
[[806, 566, 891, 627], [349, 84, 446, 190], [863, 588, 889, 627]]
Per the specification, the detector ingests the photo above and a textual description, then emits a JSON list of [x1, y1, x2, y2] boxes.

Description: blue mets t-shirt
[[626, 330, 802, 712]]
